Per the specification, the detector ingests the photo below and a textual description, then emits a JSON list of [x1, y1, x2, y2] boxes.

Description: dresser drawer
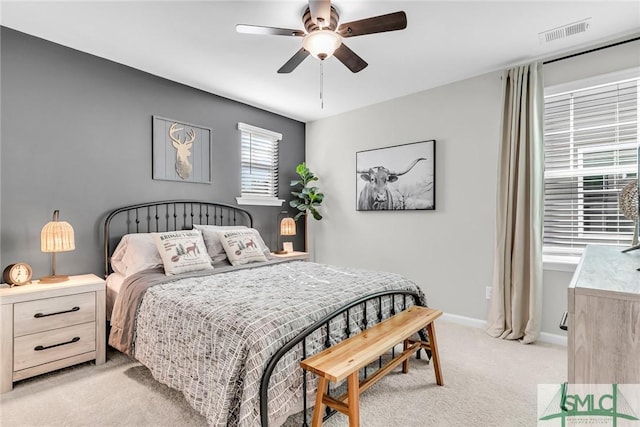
[[13, 322, 96, 371], [14, 292, 96, 337]]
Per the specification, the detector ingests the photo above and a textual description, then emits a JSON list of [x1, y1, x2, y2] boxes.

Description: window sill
[[543, 255, 580, 273], [236, 196, 284, 207]]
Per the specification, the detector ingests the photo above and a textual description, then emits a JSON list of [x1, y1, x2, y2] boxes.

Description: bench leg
[[312, 377, 328, 427], [427, 322, 443, 385], [347, 372, 360, 427], [402, 339, 410, 374]]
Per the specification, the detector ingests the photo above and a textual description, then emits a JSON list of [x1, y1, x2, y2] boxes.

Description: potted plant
[[290, 162, 323, 250]]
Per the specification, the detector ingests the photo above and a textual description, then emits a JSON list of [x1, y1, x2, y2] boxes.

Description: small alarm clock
[[3, 262, 33, 287]]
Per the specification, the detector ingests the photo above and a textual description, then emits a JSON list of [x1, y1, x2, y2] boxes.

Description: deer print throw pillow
[[151, 230, 213, 275], [193, 225, 248, 262], [194, 225, 271, 262], [219, 229, 268, 266]]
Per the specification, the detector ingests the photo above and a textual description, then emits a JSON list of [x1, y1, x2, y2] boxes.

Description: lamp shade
[[302, 30, 342, 60], [41, 211, 75, 253], [280, 217, 296, 236]]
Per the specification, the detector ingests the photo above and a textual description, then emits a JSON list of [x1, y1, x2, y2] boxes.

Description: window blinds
[[543, 77, 639, 258], [238, 123, 282, 200]]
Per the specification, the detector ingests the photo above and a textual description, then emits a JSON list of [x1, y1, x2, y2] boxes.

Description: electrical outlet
[[485, 286, 492, 300]]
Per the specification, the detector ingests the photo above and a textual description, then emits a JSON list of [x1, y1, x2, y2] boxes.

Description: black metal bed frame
[[103, 200, 429, 427], [103, 200, 252, 276], [259, 289, 428, 427]]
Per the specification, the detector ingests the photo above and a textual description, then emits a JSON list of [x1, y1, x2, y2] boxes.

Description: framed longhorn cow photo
[[356, 140, 435, 211], [152, 116, 212, 184]]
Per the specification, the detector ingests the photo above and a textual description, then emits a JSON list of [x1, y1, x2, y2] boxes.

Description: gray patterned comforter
[[111, 260, 425, 426]]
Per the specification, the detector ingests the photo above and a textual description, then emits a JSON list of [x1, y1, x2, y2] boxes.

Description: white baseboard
[[538, 331, 567, 346], [441, 312, 487, 329], [440, 313, 567, 346]]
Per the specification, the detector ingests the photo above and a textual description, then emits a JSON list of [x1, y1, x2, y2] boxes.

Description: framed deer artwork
[[152, 116, 212, 183], [356, 140, 436, 211]]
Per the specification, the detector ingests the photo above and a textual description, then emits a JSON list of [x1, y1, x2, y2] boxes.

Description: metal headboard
[[103, 200, 253, 277]]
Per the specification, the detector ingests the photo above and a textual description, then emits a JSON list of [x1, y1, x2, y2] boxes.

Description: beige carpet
[[0, 320, 566, 426]]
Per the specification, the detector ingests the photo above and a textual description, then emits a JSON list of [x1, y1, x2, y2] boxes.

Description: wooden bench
[[300, 305, 443, 427]]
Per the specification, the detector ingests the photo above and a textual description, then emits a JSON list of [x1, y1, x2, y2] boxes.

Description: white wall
[[306, 71, 502, 323], [306, 36, 640, 336], [544, 37, 640, 88]]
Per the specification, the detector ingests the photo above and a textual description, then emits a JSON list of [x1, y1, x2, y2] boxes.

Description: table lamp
[[40, 210, 75, 283], [274, 212, 296, 254]]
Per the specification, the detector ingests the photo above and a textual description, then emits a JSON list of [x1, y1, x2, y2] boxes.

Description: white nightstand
[[271, 251, 310, 261], [0, 274, 106, 393]]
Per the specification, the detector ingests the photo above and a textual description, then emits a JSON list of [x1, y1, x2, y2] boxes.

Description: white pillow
[[194, 225, 248, 262], [194, 225, 270, 261], [110, 234, 163, 276], [219, 229, 268, 266], [151, 230, 213, 275]]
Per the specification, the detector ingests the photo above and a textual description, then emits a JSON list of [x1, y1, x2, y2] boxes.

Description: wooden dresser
[[568, 245, 640, 384], [0, 274, 106, 392]]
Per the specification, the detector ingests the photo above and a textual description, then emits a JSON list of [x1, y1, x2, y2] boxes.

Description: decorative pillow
[[110, 234, 163, 276], [219, 229, 268, 266], [151, 230, 213, 275], [247, 228, 270, 256], [194, 225, 248, 262], [194, 225, 270, 261]]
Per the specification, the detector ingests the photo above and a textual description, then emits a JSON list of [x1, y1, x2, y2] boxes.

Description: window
[[236, 122, 284, 206], [543, 71, 639, 262]]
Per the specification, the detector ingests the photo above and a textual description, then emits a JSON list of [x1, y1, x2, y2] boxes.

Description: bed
[[104, 200, 428, 427]]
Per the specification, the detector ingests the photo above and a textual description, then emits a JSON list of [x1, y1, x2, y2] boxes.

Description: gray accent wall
[[0, 27, 305, 278]]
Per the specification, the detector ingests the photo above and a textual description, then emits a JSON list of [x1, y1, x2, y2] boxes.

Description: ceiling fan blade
[[236, 24, 305, 37], [333, 43, 368, 73], [337, 11, 407, 38], [278, 48, 310, 73], [309, 0, 332, 28]]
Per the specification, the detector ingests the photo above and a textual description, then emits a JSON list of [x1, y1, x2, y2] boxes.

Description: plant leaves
[[295, 162, 306, 174], [290, 162, 323, 221], [309, 207, 323, 220]]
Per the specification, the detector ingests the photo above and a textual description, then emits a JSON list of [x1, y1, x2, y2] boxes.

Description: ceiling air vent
[[539, 18, 591, 43]]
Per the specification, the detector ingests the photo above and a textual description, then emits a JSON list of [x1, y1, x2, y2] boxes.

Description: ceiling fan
[[236, 0, 407, 74]]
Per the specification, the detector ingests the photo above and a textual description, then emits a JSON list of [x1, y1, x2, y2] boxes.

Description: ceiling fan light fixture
[[303, 30, 342, 60]]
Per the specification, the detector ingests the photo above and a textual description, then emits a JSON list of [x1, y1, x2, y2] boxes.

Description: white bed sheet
[[106, 272, 126, 322]]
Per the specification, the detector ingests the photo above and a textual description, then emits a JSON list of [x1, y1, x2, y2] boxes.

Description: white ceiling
[[2, 1, 639, 123]]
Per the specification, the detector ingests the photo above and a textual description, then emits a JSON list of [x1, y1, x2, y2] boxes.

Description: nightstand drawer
[[14, 292, 96, 337], [14, 322, 96, 371], [1, 274, 106, 393]]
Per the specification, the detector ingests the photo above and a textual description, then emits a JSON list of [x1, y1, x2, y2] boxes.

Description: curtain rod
[[543, 36, 640, 65]]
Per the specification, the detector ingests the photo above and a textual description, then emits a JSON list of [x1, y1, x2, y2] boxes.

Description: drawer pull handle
[[34, 336, 80, 351], [559, 311, 568, 331], [34, 306, 80, 318]]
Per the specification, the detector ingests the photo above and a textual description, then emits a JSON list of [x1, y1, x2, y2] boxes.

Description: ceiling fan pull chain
[[320, 61, 324, 109]]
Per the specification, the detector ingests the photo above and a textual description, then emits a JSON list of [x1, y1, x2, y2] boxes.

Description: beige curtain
[[486, 62, 544, 344]]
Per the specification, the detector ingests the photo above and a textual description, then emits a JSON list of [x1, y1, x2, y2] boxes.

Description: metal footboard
[[259, 290, 429, 427]]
